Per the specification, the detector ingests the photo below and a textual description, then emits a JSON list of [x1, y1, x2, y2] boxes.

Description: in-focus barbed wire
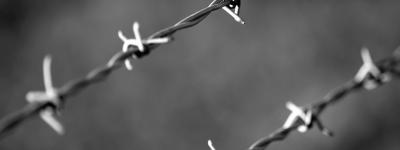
[[0, 0, 245, 140], [245, 47, 400, 150]]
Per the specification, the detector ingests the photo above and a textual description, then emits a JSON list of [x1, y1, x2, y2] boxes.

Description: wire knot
[[118, 22, 170, 70], [25, 55, 64, 135], [354, 48, 391, 90], [283, 102, 333, 136]]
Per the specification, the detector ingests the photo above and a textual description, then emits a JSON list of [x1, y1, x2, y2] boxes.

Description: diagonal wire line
[[0, 0, 240, 139], [248, 48, 400, 150]]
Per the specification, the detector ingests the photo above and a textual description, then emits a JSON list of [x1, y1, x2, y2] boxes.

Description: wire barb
[[248, 47, 400, 150], [222, 0, 245, 24], [118, 22, 170, 70], [283, 102, 312, 132], [281, 101, 332, 136], [354, 48, 391, 90], [25, 55, 64, 135]]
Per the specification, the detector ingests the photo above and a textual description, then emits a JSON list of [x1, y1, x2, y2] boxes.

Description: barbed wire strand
[[247, 47, 400, 150], [0, 0, 245, 140]]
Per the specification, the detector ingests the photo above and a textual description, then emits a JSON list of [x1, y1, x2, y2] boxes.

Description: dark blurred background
[[1, 0, 400, 150]]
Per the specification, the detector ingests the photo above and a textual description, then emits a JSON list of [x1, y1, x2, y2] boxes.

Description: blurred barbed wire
[[246, 47, 400, 150]]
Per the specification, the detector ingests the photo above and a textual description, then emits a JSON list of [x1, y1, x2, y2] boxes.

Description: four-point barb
[[283, 102, 312, 133], [354, 48, 391, 90], [118, 22, 170, 70], [25, 56, 64, 135], [222, 0, 245, 24], [283, 102, 333, 136]]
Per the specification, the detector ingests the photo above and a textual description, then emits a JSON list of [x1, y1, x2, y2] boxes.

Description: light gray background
[[1, 0, 400, 150]]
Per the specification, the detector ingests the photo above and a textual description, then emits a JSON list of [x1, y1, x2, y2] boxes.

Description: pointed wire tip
[[118, 30, 127, 41], [222, 7, 245, 25], [146, 37, 171, 44], [361, 47, 369, 52], [43, 55, 52, 70], [361, 47, 372, 61], [236, 18, 245, 25], [297, 126, 308, 133], [133, 22, 141, 40], [285, 101, 294, 108], [125, 60, 133, 70], [208, 139, 216, 150], [133, 21, 140, 29], [43, 54, 57, 95], [55, 127, 65, 135], [44, 54, 52, 61], [40, 111, 65, 135], [286, 101, 303, 115]]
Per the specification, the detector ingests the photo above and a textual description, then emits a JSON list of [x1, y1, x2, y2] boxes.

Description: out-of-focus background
[[1, 0, 400, 150]]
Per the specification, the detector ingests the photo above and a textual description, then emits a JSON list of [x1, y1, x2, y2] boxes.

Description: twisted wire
[[0, 0, 232, 139]]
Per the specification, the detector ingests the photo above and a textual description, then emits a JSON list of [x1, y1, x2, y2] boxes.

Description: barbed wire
[[4, 1, 400, 149], [0, 0, 245, 140], [244, 47, 400, 150]]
